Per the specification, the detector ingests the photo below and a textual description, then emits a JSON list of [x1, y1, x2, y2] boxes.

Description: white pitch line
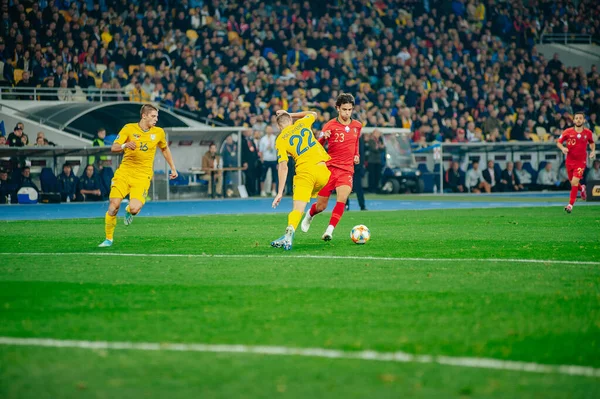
[[0, 252, 599, 266], [0, 336, 598, 378]]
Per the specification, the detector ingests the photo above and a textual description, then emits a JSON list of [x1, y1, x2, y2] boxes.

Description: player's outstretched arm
[[272, 161, 288, 209], [160, 146, 178, 179], [287, 111, 318, 120]]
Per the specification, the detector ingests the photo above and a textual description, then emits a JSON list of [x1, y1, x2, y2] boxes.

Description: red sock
[[329, 201, 345, 227], [578, 183, 583, 191], [309, 203, 321, 217], [569, 185, 578, 205]]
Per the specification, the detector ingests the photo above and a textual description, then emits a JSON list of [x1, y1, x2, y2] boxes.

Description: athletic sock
[[288, 210, 303, 230], [105, 212, 117, 240], [569, 185, 578, 206], [309, 203, 321, 217], [329, 201, 346, 228]]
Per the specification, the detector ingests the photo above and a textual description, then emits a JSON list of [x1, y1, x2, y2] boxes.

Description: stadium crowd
[[1, 0, 600, 199]]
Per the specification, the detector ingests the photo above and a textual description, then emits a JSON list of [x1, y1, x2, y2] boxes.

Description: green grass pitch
[[1, 206, 599, 398]]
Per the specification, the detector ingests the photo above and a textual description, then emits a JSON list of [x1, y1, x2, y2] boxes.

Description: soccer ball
[[350, 225, 371, 244]]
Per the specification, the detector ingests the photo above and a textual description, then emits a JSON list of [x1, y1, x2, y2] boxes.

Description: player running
[[556, 111, 596, 213], [300, 93, 362, 240], [98, 104, 178, 247], [271, 110, 331, 250]]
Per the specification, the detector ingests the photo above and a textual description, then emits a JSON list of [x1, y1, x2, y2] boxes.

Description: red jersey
[[319, 118, 362, 173], [558, 127, 593, 164]]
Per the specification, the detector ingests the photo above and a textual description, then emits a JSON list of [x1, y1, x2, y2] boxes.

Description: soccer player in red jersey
[[556, 111, 596, 213], [301, 93, 362, 240]]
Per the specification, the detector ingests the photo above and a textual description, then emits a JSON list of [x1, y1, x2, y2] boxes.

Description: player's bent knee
[[129, 205, 142, 215]]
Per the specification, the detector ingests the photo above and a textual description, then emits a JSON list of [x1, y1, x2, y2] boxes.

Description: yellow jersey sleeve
[[276, 136, 289, 163], [114, 124, 132, 145], [298, 114, 315, 128], [157, 128, 167, 150]]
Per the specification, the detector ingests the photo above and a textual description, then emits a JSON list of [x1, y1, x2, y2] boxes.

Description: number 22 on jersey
[[289, 128, 316, 155]]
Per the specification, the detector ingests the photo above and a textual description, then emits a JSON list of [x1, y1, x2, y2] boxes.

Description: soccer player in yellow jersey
[[98, 104, 178, 247], [270, 110, 331, 250]]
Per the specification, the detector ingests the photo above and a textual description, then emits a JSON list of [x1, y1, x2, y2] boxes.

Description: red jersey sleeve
[[319, 120, 334, 146], [558, 129, 569, 144], [587, 129, 594, 144]]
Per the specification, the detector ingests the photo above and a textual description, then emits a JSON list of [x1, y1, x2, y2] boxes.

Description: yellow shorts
[[109, 168, 152, 204], [293, 164, 331, 203]]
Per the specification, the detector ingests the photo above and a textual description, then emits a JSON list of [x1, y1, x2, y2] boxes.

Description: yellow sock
[[105, 212, 117, 241], [287, 210, 303, 231]]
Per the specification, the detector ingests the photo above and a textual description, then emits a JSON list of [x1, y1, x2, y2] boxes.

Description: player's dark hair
[[336, 93, 355, 108], [574, 111, 585, 118], [140, 104, 158, 118]]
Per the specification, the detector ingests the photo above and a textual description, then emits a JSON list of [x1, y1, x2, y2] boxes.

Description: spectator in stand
[[7, 125, 24, 147], [366, 130, 385, 193], [34, 136, 46, 146], [240, 129, 259, 196], [500, 161, 523, 192], [482, 160, 499, 192], [202, 143, 223, 197], [536, 163, 559, 190], [57, 79, 73, 101], [1, 0, 599, 149], [0, 136, 7, 146], [557, 164, 571, 190], [514, 161, 533, 190], [57, 163, 78, 202], [445, 161, 465, 193], [0, 167, 17, 204], [259, 125, 278, 197], [19, 166, 39, 193], [78, 165, 103, 202], [588, 160, 600, 181], [466, 160, 491, 193], [221, 134, 239, 190]]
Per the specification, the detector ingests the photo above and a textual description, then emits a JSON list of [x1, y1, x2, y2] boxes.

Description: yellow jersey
[[275, 114, 330, 172], [114, 123, 167, 177]]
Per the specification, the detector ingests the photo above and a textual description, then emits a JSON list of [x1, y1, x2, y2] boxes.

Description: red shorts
[[318, 166, 353, 197], [566, 162, 586, 180]]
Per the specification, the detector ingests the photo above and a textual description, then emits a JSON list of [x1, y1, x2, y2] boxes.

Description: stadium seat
[[129, 65, 140, 76], [169, 171, 188, 186], [40, 167, 58, 193], [145, 65, 156, 77], [418, 164, 430, 174], [494, 163, 502, 178], [538, 160, 548, 170], [13, 69, 23, 84], [187, 30, 199, 42], [99, 167, 114, 198], [523, 162, 538, 182], [10, 167, 21, 184]]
